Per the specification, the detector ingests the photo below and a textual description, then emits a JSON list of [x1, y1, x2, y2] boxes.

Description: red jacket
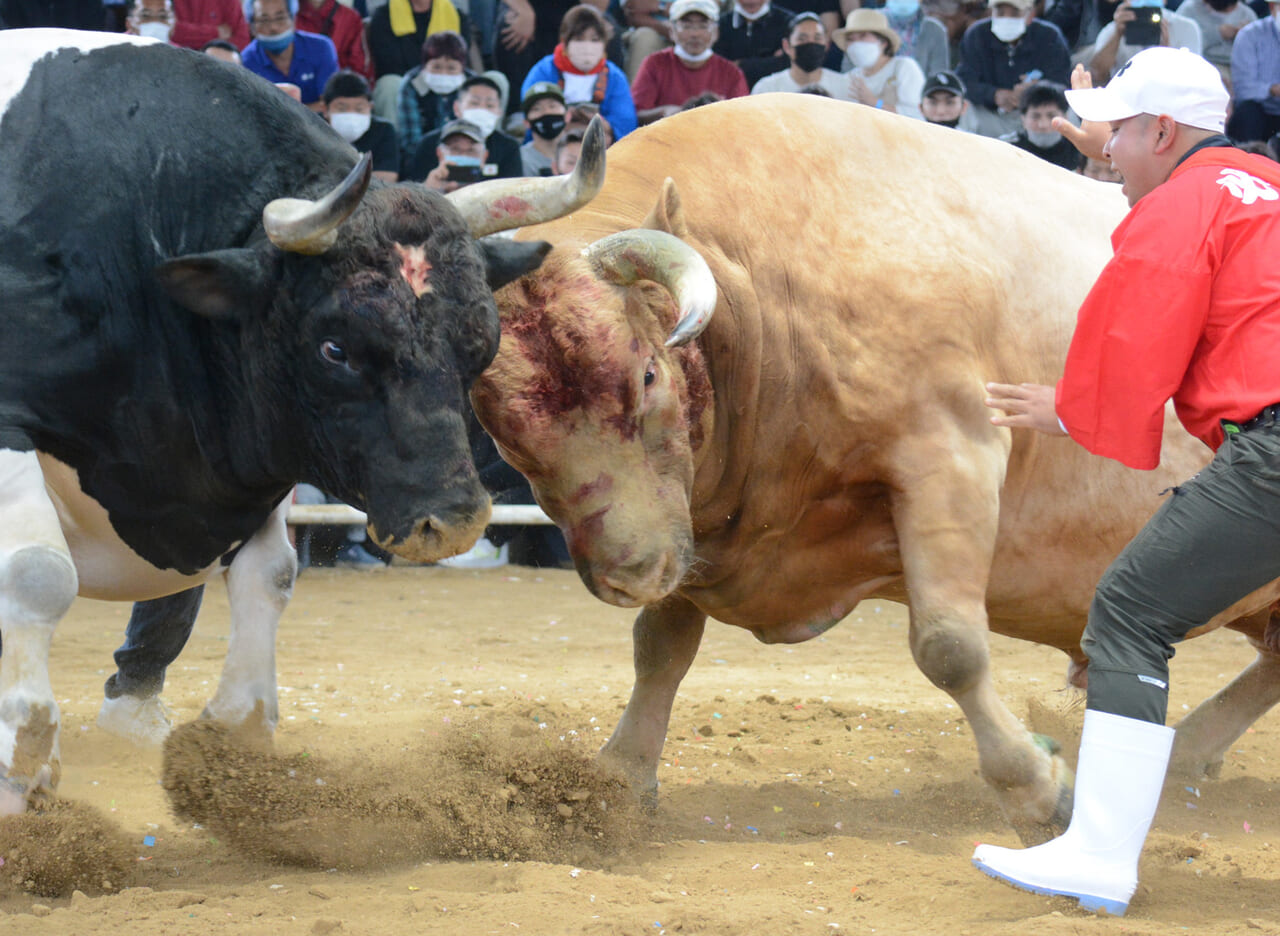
[[171, 0, 250, 50], [631, 48, 749, 110], [1056, 147, 1280, 470], [296, 0, 372, 81]]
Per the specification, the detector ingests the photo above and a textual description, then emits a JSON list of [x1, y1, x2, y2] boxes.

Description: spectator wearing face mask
[[522, 4, 639, 139], [396, 30, 470, 166], [955, 0, 1071, 137], [520, 83, 571, 176], [834, 8, 926, 118], [170, 0, 250, 49], [998, 80, 1079, 170], [128, 0, 176, 41], [875, 0, 950, 78], [752, 12, 853, 98], [243, 0, 339, 111], [404, 74, 524, 182], [632, 0, 751, 123], [1179, 0, 1256, 82], [324, 71, 400, 183], [920, 68, 977, 129], [713, 0, 797, 89]]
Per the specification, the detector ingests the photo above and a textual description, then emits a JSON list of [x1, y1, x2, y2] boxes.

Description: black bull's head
[[151, 122, 607, 562]]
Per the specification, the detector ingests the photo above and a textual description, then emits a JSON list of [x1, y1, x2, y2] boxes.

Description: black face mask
[[791, 41, 827, 72], [929, 116, 961, 128], [530, 114, 567, 140], [1204, 0, 1235, 10]]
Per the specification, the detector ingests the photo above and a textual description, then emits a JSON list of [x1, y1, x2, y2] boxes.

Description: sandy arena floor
[[0, 564, 1277, 935]]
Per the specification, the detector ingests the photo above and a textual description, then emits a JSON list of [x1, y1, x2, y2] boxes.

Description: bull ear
[[478, 238, 552, 292], [642, 178, 691, 240], [154, 248, 277, 320]]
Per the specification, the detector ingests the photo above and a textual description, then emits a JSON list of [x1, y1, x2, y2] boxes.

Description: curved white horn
[[262, 153, 372, 255], [446, 117, 607, 238], [582, 229, 717, 347]]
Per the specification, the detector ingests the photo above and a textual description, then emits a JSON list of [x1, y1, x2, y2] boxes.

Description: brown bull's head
[[473, 181, 717, 606]]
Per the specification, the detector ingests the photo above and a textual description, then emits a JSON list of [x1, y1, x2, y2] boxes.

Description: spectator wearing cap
[[1089, 0, 1202, 84], [920, 69, 977, 129], [633, 0, 751, 124], [878, 0, 950, 78], [171, 0, 249, 51], [522, 5, 638, 139], [713, 0, 796, 89], [1228, 5, 1280, 142], [834, 9, 926, 119], [752, 12, 854, 98], [418, 118, 490, 193], [324, 70, 400, 182], [780, 0, 842, 39], [242, 0, 339, 110], [296, 0, 372, 80], [404, 74, 523, 182], [999, 80, 1081, 169], [395, 30, 470, 163], [955, 0, 1071, 137], [520, 83, 570, 176], [975, 46, 1272, 919]]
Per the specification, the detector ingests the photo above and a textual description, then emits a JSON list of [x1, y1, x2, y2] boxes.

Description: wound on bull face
[[393, 243, 432, 297]]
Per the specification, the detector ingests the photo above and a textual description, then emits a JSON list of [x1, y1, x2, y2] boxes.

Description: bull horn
[[262, 153, 373, 255], [446, 116, 607, 238], [582, 229, 717, 348]]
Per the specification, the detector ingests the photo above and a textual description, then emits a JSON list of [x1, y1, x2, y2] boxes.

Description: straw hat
[[832, 8, 901, 54]]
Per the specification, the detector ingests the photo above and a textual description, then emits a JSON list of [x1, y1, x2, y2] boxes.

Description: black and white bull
[[0, 29, 605, 813]]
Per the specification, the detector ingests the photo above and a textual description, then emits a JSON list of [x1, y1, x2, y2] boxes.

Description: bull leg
[[201, 500, 294, 742], [0, 450, 78, 814], [96, 586, 204, 747], [599, 596, 707, 798], [892, 439, 1071, 844], [1170, 644, 1280, 779]]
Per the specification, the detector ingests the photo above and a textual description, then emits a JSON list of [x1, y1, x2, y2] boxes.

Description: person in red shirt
[[296, 0, 372, 80], [171, 0, 250, 50], [631, 0, 749, 124], [977, 47, 1280, 916]]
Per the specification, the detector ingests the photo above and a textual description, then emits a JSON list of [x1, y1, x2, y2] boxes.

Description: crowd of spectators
[[11, 0, 1280, 179]]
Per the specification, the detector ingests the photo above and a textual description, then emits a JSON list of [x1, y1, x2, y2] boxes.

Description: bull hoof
[[1007, 758, 1075, 846], [198, 699, 275, 750], [0, 699, 61, 815], [97, 694, 173, 748]]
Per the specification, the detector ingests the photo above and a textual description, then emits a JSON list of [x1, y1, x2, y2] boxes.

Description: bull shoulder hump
[[0, 30, 155, 124]]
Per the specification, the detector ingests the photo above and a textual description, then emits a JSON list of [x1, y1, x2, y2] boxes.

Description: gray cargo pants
[[1085, 416, 1280, 723]]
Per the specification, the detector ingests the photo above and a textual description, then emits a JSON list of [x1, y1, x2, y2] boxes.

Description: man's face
[[129, 0, 172, 31], [328, 95, 372, 116], [785, 19, 827, 58], [555, 142, 583, 175], [253, 0, 293, 37], [527, 97, 567, 121], [1082, 157, 1123, 182], [455, 85, 502, 118], [1103, 114, 1164, 206], [425, 56, 464, 76], [922, 89, 964, 123], [440, 134, 485, 162], [1022, 102, 1063, 134], [673, 13, 717, 55], [738, 0, 767, 12]]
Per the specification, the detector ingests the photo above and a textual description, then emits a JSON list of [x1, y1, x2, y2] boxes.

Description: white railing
[[286, 504, 554, 526]]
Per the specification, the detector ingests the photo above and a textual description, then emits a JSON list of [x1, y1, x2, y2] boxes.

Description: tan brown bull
[[472, 94, 1280, 842]]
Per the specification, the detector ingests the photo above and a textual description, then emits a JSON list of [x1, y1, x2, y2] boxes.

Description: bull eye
[[321, 339, 351, 368], [644, 363, 657, 388]]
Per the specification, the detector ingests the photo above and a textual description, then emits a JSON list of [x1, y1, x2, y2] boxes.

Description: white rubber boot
[[97, 693, 174, 748], [972, 708, 1174, 916]]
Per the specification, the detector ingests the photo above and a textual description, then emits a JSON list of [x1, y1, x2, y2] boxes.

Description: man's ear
[[154, 247, 278, 320], [1152, 114, 1179, 155], [782, 38, 793, 56]]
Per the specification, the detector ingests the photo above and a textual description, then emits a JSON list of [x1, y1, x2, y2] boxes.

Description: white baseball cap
[[1065, 47, 1228, 133]]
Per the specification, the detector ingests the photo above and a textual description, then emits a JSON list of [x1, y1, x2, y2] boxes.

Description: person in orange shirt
[[977, 47, 1280, 916]]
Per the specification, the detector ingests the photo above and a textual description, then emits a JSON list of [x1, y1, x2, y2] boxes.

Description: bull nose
[[595, 553, 680, 607], [368, 483, 492, 564]]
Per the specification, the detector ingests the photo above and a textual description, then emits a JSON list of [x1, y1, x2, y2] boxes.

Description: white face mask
[[138, 21, 171, 41], [990, 15, 1027, 42], [1026, 128, 1062, 148], [848, 39, 884, 68], [675, 44, 715, 63], [566, 40, 606, 72], [417, 71, 465, 96], [330, 111, 372, 143], [461, 107, 499, 139]]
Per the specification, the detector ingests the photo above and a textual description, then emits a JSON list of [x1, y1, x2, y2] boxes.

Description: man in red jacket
[[297, 0, 372, 80], [976, 46, 1280, 916], [171, 0, 250, 50]]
